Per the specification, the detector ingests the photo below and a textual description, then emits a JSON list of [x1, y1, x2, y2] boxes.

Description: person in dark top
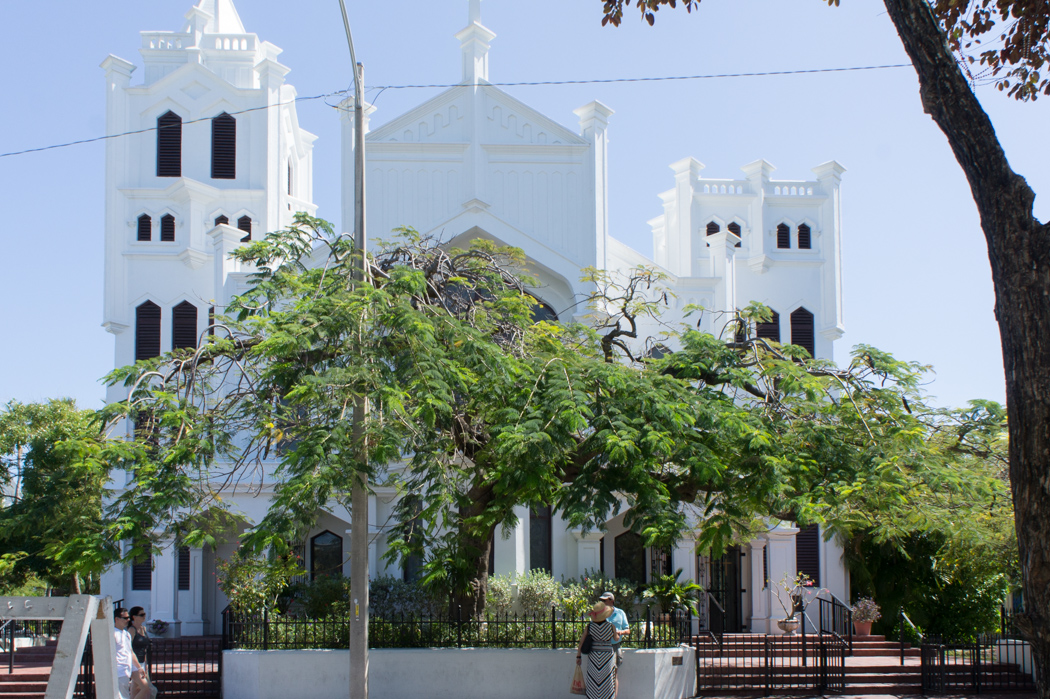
[[128, 607, 153, 699]]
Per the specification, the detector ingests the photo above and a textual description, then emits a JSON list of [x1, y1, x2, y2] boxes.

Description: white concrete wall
[[224, 647, 695, 699]]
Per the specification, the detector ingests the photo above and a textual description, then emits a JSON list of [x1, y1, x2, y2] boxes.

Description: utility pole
[[337, 2, 368, 698]]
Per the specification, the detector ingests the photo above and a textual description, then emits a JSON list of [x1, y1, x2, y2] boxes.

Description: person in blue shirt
[[599, 592, 630, 698]]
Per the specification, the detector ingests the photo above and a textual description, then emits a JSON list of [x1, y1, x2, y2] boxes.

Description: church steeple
[[455, 0, 495, 85], [186, 0, 246, 34]]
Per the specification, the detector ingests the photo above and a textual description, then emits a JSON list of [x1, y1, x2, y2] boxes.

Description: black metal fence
[[222, 605, 692, 651], [694, 632, 847, 696], [75, 635, 221, 699], [921, 634, 1034, 694]]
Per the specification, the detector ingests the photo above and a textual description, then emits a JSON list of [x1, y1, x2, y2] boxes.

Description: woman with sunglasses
[[128, 607, 154, 699]]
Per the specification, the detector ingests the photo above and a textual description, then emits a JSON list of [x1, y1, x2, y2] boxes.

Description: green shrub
[[486, 573, 515, 616], [563, 569, 639, 610], [370, 575, 443, 619], [517, 569, 562, 617]]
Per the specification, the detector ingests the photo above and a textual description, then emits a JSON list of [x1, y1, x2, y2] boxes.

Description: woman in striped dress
[[576, 602, 621, 699]]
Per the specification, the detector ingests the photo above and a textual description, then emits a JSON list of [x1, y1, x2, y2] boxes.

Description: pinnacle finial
[[469, 0, 481, 24]]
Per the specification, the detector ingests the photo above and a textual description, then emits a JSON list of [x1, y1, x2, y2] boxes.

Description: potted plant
[[851, 598, 880, 636], [774, 573, 820, 635], [642, 568, 702, 619], [148, 619, 169, 636]]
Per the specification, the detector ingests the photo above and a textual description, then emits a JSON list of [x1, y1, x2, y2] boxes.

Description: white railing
[[142, 33, 187, 50], [770, 183, 818, 196], [699, 181, 748, 195]]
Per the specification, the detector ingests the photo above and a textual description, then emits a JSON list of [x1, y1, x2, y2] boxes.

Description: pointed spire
[[192, 0, 246, 34], [456, 0, 495, 84]]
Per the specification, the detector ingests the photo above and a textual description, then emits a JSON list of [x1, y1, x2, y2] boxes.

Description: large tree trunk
[[882, 0, 1050, 694], [452, 481, 498, 618]]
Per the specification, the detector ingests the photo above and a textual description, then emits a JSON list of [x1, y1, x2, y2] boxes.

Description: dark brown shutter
[[211, 113, 236, 179], [529, 505, 553, 574], [777, 223, 790, 249], [156, 111, 182, 177], [238, 215, 252, 243], [706, 222, 720, 236], [756, 310, 780, 342], [178, 546, 191, 590], [762, 545, 769, 588], [208, 306, 215, 338], [790, 307, 815, 357], [797, 223, 812, 249], [172, 301, 198, 350], [132, 554, 152, 591], [137, 214, 151, 242], [727, 221, 742, 248], [795, 524, 820, 586], [160, 214, 175, 242], [214, 215, 229, 227], [135, 301, 161, 361]]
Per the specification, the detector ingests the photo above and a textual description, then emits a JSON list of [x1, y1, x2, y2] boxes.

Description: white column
[[494, 505, 527, 576], [574, 101, 614, 270], [571, 530, 604, 577], [150, 543, 177, 634], [665, 157, 704, 278], [209, 224, 244, 305], [812, 160, 847, 346], [707, 230, 738, 316], [749, 538, 771, 633], [180, 547, 206, 636], [766, 521, 799, 633], [741, 159, 774, 273]]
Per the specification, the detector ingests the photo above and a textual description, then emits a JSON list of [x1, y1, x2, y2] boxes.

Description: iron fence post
[[8, 621, 13, 674], [801, 607, 807, 667], [263, 608, 269, 651], [764, 635, 771, 697], [899, 608, 905, 666], [645, 606, 652, 649], [551, 606, 557, 650], [848, 607, 853, 656], [457, 605, 463, 649], [973, 639, 981, 694]]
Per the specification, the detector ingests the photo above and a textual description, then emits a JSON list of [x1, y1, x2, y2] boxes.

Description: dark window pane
[[311, 530, 343, 580], [796, 524, 820, 586], [137, 215, 151, 242], [238, 215, 252, 243], [132, 555, 152, 591], [214, 215, 229, 227], [160, 214, 175, 242], [135, 301, 161, 361], [529, 505, 552, 573], [706, 222, 720, 236], [172, 301, 198, 350], [615, 531, 645, 588], [790, 307, 815, 357], [776, 223, 790, 249], [797, 223, 812, 249], [156, 111, 182, 177], [178, 546, 190, 591], [211, 113, 236, 179], [756, 310, 780, 343]]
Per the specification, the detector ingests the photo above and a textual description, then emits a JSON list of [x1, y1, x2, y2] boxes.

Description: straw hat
[[589, 602, 613, 622]]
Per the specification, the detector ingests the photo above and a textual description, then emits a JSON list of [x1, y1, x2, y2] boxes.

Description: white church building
[[99, 0, 849, 637]]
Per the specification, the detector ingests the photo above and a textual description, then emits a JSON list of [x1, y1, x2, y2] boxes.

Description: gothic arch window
[[706, 222, 720, 236], [214, 215, 229, 227], [790, 307, 815, 357], [776, 223, 791, 249], [530, 299, 558, 323], [614, 530, 646, 588], [160, 214, 176, 242], [530, 505, 552, 573], [172, 301, 198, 350], [310, 530, 343, 580], [137, 214, 151, 242], [797, 223, 812, 250], [211, 113, 236, 179], [237, 215, 252, 243], [756, 310, 781, 343], [156, 111, 182, 177], [796, 524, 820, 585], [727, 221, 742, 248], [135, 301, 161, 361]]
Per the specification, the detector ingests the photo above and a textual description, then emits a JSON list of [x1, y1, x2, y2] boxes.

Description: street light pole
[[337, 2, 368, 699]]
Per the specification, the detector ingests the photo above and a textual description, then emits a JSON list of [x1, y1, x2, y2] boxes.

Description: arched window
[[776, 223, 790, 249], [214, 215, 229, 227], [160, 214, 175, 242], [137, 214, 151, 242], [310, 530, 343, 580], [131, 553, 152, 591], [797, 223, 812, 250], [727, 221, 742, 248], [530, 299, 558, 323], [756, 310, 780, 343], [172, 301, 198, 350], [135, 301, 161, 361], [237, 215, 252, 243], [706, 222, 720, 236], [156, 111, 182, 177], [790, 307, 815, 357], [796, 524, 820, 585], [529, 505, 552, 573], [211, 113, 236, 179], [614, 530, 646, 587]]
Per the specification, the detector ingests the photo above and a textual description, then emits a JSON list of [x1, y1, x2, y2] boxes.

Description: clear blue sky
[[2, 0, 1047, 411]]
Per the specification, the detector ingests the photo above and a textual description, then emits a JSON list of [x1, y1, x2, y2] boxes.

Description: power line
[[0, 63, 910, 160]]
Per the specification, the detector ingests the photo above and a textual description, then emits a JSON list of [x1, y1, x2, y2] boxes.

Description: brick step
[[0, 682, 48, 692], [0, 693, 47, 699], [841, 684, 923, 694]]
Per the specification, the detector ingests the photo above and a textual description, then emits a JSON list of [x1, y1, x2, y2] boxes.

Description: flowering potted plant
[[148, 619, 169, 636], [851, 597, 881, 636], [774, 573, 818, 635]]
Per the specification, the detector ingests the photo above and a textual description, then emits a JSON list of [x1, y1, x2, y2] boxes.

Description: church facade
[[99, 0, 849, 637]]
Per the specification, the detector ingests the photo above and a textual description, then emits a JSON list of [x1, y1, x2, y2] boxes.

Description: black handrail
[[705, 592, 726, 645], [899, 608, 922, 666]]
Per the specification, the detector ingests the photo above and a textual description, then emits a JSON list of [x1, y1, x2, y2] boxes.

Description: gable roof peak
[[187, 0, 246, 35]]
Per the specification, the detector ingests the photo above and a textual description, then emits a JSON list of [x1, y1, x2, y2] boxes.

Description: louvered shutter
[[777, 223, 790, 249], [211, 113, 236, 179], [178, 546, 190, 591], [156, 111, 182, 177], [135, 301, 161, 360], [728, 221, 742, 248], [795, 524, 820, 586], [706, 222, 720, 236], [132, 555, 152, 591], [214, 215, 229, 227], [790, 307, 815, 357], [798, 223, 812, 249], [238, 215, 252, 243], [137, 215, 151, 242], [160, 214, 175, 242], [172, 301, 198, 350], [756, 310, 780, 342], [208, 306, 215, 338]]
